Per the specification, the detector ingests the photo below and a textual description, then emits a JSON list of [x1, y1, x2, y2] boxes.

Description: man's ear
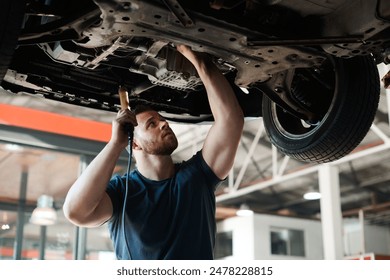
[[132, 139, 142, 150]]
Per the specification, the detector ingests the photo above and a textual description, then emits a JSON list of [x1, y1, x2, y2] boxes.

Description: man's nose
[[160, 120, 168, 130]]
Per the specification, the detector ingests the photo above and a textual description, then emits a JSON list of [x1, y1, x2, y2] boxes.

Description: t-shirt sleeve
[[181, 150, 224, 191], [106, 174, 126, 218]]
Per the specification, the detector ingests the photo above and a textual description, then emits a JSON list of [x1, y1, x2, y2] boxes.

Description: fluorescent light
[[303, 191, 321, 200]]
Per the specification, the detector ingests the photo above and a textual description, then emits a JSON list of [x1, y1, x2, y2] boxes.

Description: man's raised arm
[[177, 45, 244, 180], [63, 109, 137, 227]]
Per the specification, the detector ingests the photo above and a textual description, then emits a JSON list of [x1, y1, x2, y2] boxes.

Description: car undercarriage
[[1, 0, 390, 162]]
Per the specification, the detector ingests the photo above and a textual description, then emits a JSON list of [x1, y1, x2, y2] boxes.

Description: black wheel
[[262, 55, 380, 163], [0, 0, 25, 82]]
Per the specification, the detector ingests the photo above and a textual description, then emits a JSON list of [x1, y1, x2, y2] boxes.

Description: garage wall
[[344, 218, 390, 256], [217, 214, 390, 260], [252, 214, 323, 260], [217, 214, 323, 260], [217, 216, 255, 260]]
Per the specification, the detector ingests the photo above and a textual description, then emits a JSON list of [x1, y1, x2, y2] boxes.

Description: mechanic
[[62, 45, 244, 259]]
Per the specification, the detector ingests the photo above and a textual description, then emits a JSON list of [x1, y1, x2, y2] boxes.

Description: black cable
[[121, 129, 133, 259]]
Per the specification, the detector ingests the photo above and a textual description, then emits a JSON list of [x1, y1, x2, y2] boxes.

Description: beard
[[141, 134, 178, 155]]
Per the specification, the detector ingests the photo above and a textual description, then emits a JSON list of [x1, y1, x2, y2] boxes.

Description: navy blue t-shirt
[[105, 151, 222, 260]]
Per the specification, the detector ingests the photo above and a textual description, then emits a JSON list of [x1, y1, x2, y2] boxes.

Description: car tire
[[262, 55, 380, 163], [0, 0, 25, 82]]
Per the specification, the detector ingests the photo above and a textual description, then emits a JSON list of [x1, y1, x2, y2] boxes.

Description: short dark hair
[[133, 104, 155, 115]]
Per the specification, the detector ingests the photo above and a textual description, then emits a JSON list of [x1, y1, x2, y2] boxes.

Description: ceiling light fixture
[[236, 203, 254, 217], [1, 224, 10, 230], [30, 195, 57, 226], [303, 189, 322, 200]]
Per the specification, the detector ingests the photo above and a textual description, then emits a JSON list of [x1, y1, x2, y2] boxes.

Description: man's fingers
[[177, 44, 202, 67], [176, 44, 189, 53], [117, 109, 138, 127]]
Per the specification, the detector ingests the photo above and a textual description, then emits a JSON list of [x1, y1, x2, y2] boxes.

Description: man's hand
[[176, 45, 199, 66], [110, 109, 138, 149], [176, 45, 211, 70]]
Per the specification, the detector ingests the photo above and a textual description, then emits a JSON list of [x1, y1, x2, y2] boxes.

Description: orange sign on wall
[[0, 104, 111, 142]]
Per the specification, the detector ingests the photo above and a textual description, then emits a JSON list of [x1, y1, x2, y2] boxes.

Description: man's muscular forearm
[[63, 141, 121, 226]]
